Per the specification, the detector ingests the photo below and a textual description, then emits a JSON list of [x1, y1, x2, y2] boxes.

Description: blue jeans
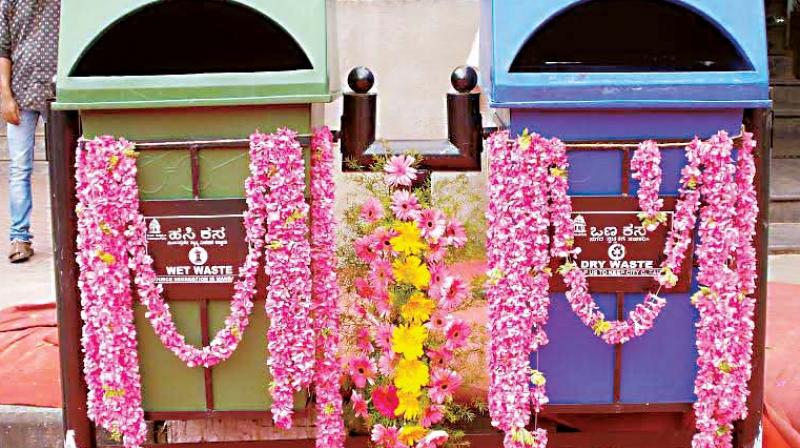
[[8, 110, 40, 242]]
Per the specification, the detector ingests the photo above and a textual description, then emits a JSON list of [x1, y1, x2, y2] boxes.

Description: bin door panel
[[137, 150, 193, 200], [136, 302, 207, 411], [538, 293, 616, 404], [621, 278, 700, 404]]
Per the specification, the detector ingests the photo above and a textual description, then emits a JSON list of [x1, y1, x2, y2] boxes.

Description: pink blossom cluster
[[658, 139, 703, 287], [256, 129, 317, 428], [486, 130, 552, 448], [309, 127, 345, 447], [128, 134, 270, 368], [555, 136, 723, 344], [549, 136, 669, 345], [631, 140, 665, 230], [75, 137, 148, 447], [691, 132, 759, 448]]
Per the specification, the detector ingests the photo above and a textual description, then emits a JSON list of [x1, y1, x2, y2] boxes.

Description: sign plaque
[[140, 200, 266, 300], [550, 197, 693, 293]]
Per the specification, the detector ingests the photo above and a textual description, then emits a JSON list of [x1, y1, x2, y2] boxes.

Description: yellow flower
[[395, 390, 422, 421], [517, 128, 532, 151], [558, 262, 577, 275], [400, 293, 436, 323], [107, 154, 119, 171], [593, 319, 612, 336], [550, 166, 567, 178], [96, 250, 116, 265], [398, 425, 428, 446], [392, 256, 431, 289], [393, 358, 429, 393], [530, 369, 547, 387], [392, 324, 428, 359], [390, 222, 427, 256], [122, 146, 139, 158]]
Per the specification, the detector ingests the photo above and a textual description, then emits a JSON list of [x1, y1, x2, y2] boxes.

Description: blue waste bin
[[480, 0, 770, 444]]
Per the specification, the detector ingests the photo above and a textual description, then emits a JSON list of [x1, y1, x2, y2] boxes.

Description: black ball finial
[[348, 66, 375, 94], [451, 65, 478, 93]]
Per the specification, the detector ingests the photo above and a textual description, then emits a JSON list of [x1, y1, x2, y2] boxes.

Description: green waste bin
[[48, 0, 340, 433]]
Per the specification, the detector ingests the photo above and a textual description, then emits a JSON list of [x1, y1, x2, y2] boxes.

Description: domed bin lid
[[53, 0, 339, 110], [480, 0, 771, 109]]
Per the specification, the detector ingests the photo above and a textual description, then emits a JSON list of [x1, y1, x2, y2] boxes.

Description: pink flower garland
[[691, 132, 759, 448], [658, 139, 703, 287], [258, 129, 317, 428], [631, 140, 666, 231], [75, 137, 148, 447], [554, 137, 713, 345], [550, 137, 667, 345], [127, 136, 270, 368], [486, 130, 550, 448], [309, 127, 345, 447]]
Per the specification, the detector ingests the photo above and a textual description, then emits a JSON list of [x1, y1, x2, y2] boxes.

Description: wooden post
[[734, 108, 771, 448], [46, 105, 95, 448]]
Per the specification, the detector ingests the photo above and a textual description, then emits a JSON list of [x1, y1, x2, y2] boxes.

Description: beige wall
[[325, 0, 480, 140]]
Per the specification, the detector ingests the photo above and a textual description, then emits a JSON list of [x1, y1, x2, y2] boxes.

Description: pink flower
[[354, 277, 374, 299], [378, 350, 396, 376], [384, 154, 418, 187], [444, 319, 471, 350], [443, 218, 467, 248], [425, 239, 447, 264], [375, 324, 394, 350], [360, 197, 384, 223], [370, 259, 394, 286], [417, 209, 447, 241], [421, 405, 445, 427], [430, 276, 469, 311], [428, 369, 462, 404], [372, 227, 398, 255], [418, 430, 449, 448], [373, 290, 392, 318], [351, 390, 369, 418], [355, 235, 379, 263], [390, 190, 422, 221], [427, 311, 452, 332], [426, 347, 453, 370], [356, 327, 374, 354], [348, 355, 376, 389], [372, 385, 400, 419], [371, 424, 402, 448], [354, 302, 368, 319], [428, 264, 450, 287]]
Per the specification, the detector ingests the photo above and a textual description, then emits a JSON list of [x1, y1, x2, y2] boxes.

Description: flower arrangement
[[338, 154, 485, 448]]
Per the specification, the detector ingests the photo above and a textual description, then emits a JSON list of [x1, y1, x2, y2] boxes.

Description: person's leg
[[7, 110, 40, 245]]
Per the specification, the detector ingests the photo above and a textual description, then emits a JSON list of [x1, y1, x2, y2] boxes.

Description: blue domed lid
[[480, 0, 771, 109]]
